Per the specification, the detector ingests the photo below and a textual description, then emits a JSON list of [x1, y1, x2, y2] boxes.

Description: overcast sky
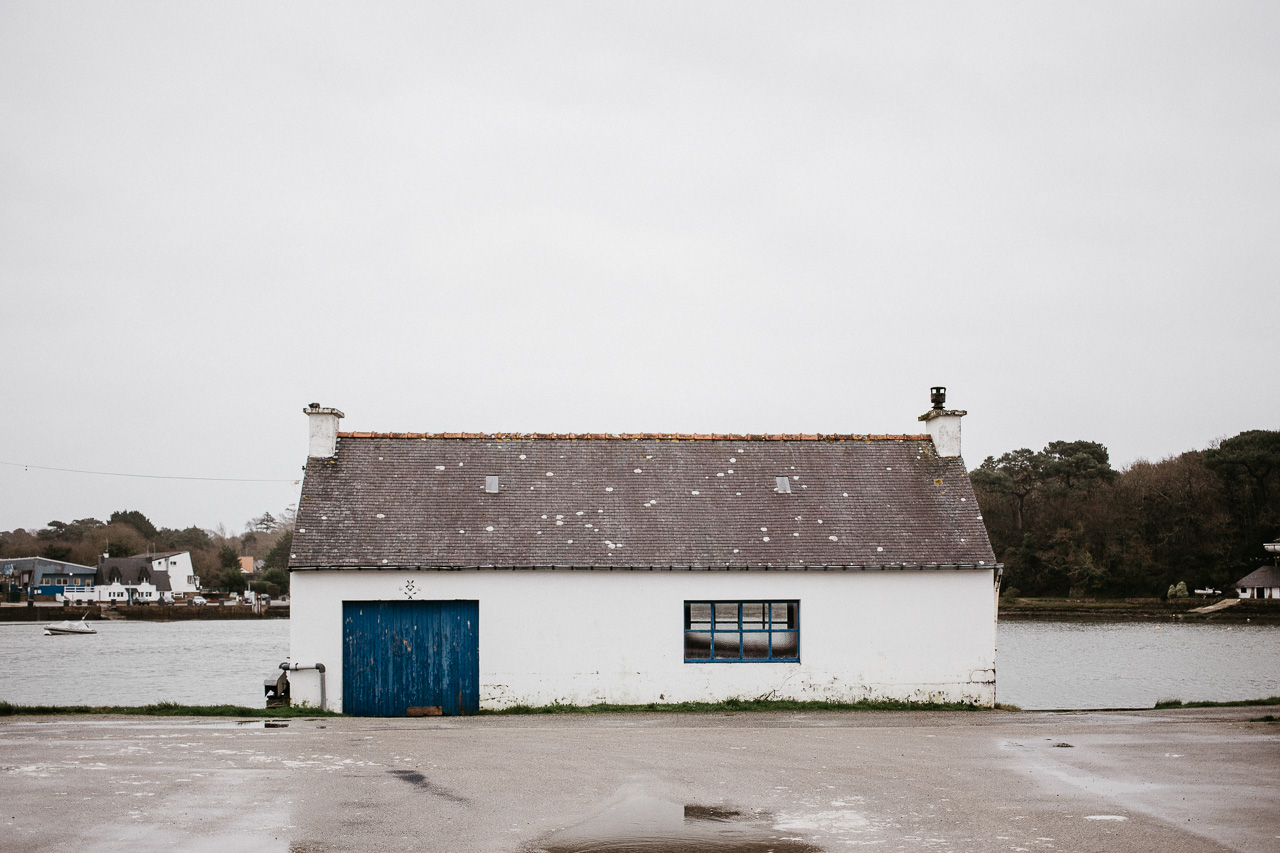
[[2, 2, 1277, 534]]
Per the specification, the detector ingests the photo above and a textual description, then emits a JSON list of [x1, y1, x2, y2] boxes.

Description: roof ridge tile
[[335, 431, 929, 441]]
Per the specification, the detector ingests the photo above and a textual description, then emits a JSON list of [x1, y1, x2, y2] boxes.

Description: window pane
[[713, 634, 741, 660], [771, 631, 799, 658], [742, 632, 770, 659], [684, 600, 799, 663], [684, 632, 712, 660], [714, 602, 739, 627], [742, 602, 765, 628]]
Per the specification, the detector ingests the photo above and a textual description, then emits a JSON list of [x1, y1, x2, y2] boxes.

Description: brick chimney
[[304, 403, 344, 458], [918, 386, 966, 458]]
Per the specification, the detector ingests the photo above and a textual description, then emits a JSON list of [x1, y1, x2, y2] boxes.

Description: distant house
[[288, 391, 1001, 716], [65, 582, 129, 605], [2, 557, 97, 598], [95, 556, 163, 603], [95, 551, 200, 603], [1234, 566, 1280, 600]]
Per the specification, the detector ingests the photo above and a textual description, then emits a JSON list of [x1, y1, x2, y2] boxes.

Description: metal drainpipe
[[280, 662, 327, 712]]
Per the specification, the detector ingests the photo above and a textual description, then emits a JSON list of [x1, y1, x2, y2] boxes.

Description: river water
[[1, 619, 1277, 710], [997, 620, 1280, 709]]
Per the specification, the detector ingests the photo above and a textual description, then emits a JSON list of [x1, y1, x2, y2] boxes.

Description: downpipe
[[280, 662, 327, 712]]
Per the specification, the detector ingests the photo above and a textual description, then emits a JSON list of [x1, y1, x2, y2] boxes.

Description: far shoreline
[[2, 598, 1275, 624], [0, 603, 288, 622], [999, 596, 1280, 623]]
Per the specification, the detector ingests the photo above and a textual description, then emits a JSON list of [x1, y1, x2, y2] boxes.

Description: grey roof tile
[[292, 435, 996, 570], [1235, 565, 1280, 588]]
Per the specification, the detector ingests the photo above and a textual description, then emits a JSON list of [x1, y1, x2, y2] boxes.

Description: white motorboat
[[44, 617, 97, 635]]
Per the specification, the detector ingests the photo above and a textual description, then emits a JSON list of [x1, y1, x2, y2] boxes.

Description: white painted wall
[[288, 569, 997, 712], [154, 552, 198, 595], [99, 583, 128, 602], [66, 583, 131, 603]]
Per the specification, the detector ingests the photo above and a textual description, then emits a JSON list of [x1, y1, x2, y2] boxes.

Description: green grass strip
[[1153, 696, 1280, 710], [480, 697, 987, 714], [1, 697, 990, 717], [0, 701, 342, 717]]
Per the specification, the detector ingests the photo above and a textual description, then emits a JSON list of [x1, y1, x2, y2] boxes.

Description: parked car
[[190, 596, 207, 606]]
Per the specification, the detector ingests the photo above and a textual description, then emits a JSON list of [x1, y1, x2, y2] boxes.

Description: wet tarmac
[[526, 791, 821, 852], [1, 708, 1277, 852]]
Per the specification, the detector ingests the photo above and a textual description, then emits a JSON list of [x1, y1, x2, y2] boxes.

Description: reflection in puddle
[[527, 792, 821, 853]]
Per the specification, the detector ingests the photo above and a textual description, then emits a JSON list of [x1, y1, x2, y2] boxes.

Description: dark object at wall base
[[265, 671, 290, 708]]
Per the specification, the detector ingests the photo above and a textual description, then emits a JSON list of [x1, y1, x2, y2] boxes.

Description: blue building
[[2, 557, 98, 598]]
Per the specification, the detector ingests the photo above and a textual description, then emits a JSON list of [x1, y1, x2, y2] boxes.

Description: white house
[[143, 551, 200, 596], [64, 582, 130, 605], [287, 391, 1000, 716], [1234, 566, 1280, 599], [95, 551, 200, 603]]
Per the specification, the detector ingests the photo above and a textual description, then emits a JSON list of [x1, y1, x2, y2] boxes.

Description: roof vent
[[485, 475, 499, 494], [775, 476, 792, 494]]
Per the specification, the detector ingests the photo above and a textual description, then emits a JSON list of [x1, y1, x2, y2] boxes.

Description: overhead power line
[[0, 460, 300, 484]]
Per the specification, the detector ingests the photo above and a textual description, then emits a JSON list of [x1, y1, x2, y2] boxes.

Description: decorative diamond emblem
[[402, 579, 419, 599]]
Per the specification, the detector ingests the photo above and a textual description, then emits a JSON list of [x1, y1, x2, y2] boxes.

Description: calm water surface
[[997, 620, 1280, 709], [1, 618, 1277, 710], [0, 619, 289, 707]]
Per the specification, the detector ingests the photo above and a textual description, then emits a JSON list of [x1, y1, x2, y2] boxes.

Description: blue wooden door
[[342, 600, 479, 716]]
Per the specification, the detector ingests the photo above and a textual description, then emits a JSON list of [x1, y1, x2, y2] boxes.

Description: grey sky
[[2, 2, 1277, 534]]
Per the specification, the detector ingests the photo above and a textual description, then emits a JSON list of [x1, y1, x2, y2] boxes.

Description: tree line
[[0, 509, 295, 597], [971, 430, 1280, 598]]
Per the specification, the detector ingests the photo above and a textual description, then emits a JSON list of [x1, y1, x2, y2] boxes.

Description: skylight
[[775, 476, 791, 494], [485, 475, 499, 494]]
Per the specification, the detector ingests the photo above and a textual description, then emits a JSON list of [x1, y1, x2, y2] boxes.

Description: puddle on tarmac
[[526, 792, 822, 853]]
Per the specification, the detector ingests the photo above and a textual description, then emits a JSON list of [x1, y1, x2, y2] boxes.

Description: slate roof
[[96, 556, 171, 590], [291, 433, 997, 571], [1235, 565, 1280, 589]]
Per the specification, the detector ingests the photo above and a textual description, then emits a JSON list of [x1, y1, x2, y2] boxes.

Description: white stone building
[[1234, 565, 1280, 599], [148, 551, 200, 596], [96, 551, 200, 603], [287, 392, 1000, 715]]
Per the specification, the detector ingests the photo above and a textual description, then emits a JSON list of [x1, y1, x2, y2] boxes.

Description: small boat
[[44, 617, 97, 635]]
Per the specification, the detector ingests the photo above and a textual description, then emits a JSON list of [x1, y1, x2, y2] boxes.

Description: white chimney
[[304, 403, 344, 458], [918, 386, 966, 458]]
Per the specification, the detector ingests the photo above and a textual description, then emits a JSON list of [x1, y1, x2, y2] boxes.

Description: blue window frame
[[683, 601, 799, 662]]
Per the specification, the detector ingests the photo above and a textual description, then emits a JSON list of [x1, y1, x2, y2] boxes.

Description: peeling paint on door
[[342, 600, 479, 716]]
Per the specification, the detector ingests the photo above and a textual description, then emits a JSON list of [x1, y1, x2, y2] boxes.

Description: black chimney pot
[[930, 387, 946, 410]]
